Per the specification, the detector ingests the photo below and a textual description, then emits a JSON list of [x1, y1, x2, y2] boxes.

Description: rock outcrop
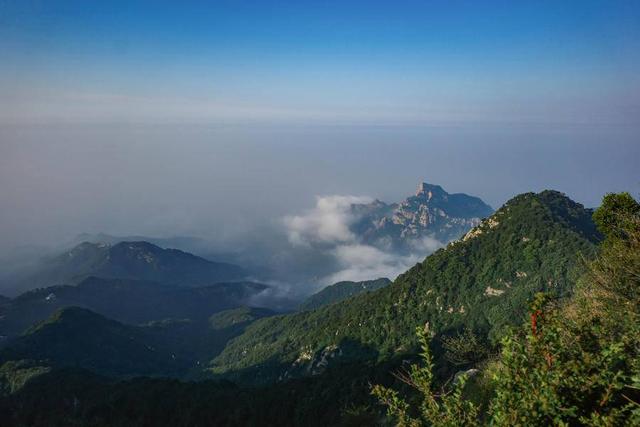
[[350, 182, 493, 249]]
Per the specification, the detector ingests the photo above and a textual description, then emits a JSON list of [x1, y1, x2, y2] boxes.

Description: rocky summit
[[351, 182, 494, 249]]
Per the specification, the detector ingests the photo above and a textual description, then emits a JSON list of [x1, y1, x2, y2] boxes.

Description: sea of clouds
[[283, 195, 443, 289]]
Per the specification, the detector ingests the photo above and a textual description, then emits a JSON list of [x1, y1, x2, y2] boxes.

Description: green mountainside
[[300, 278, 392, 311], [0, 305, 276, 380], [211, 191, 599, 383], [209, 306, 276, 330], [0, 277, 268, 338], [369, 192, 640, 426], [0, 307, 189, 377]]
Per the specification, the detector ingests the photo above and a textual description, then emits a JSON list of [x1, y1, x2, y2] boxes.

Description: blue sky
[[0, 1, 639, 251], [1, 0, 639, 125]]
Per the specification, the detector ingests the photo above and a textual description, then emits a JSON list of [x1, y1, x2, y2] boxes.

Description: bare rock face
[[350, 182, 493, 249]]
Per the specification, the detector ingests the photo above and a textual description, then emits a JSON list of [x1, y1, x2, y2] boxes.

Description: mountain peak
[[24, 240, 247, 290], [349, 182, 494, 247], [415, 182, 446, 199], [112, 241, 160, 252]]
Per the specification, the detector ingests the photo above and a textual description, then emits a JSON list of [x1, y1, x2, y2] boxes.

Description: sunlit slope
[[211, 191, 599, 383]]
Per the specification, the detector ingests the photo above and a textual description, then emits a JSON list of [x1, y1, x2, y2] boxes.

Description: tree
[[371, 324, 480, 427], [441, 328, 489, 367], [592, 192, 640, 240]]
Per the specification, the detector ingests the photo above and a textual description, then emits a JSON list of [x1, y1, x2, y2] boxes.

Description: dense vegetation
[[211, 191, 599, 384], [0, 307, 191, 378], [0, 305, 275, 381], [0, 276, 268, 338], [373, 192, 640, 425], [299, 278, 391, 311]]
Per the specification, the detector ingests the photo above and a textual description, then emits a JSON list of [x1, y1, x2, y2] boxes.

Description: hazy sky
[[0, 1, 639, 251]]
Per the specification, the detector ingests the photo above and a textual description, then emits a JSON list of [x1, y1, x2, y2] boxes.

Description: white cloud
[[323, 243, 422, 284], [283, 194, 445, 291], [409, 236, 445, 253], [283, 195, 373, 246]]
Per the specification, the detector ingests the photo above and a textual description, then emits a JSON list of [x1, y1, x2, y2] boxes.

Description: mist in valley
[[1, 123, 638, 302]]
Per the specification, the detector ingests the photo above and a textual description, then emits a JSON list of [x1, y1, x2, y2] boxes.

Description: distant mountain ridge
[[72, 233, 208, 250], [300, 278, 391, 311], [350, 182, 493, 249], [17, 241, 247, 290], [69, 233, 231, 261], [0, 277, 269, 338], [0, 304, 277, 380]]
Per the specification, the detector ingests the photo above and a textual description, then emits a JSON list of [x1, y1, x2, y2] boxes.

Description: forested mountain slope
[[371, 192, 640, 426], [211, 191, 599, 383], [0, 305, 276, 380], [0, 307, 191, 378], [0, 277, 268, 338], [300, 278, 391, 311]]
